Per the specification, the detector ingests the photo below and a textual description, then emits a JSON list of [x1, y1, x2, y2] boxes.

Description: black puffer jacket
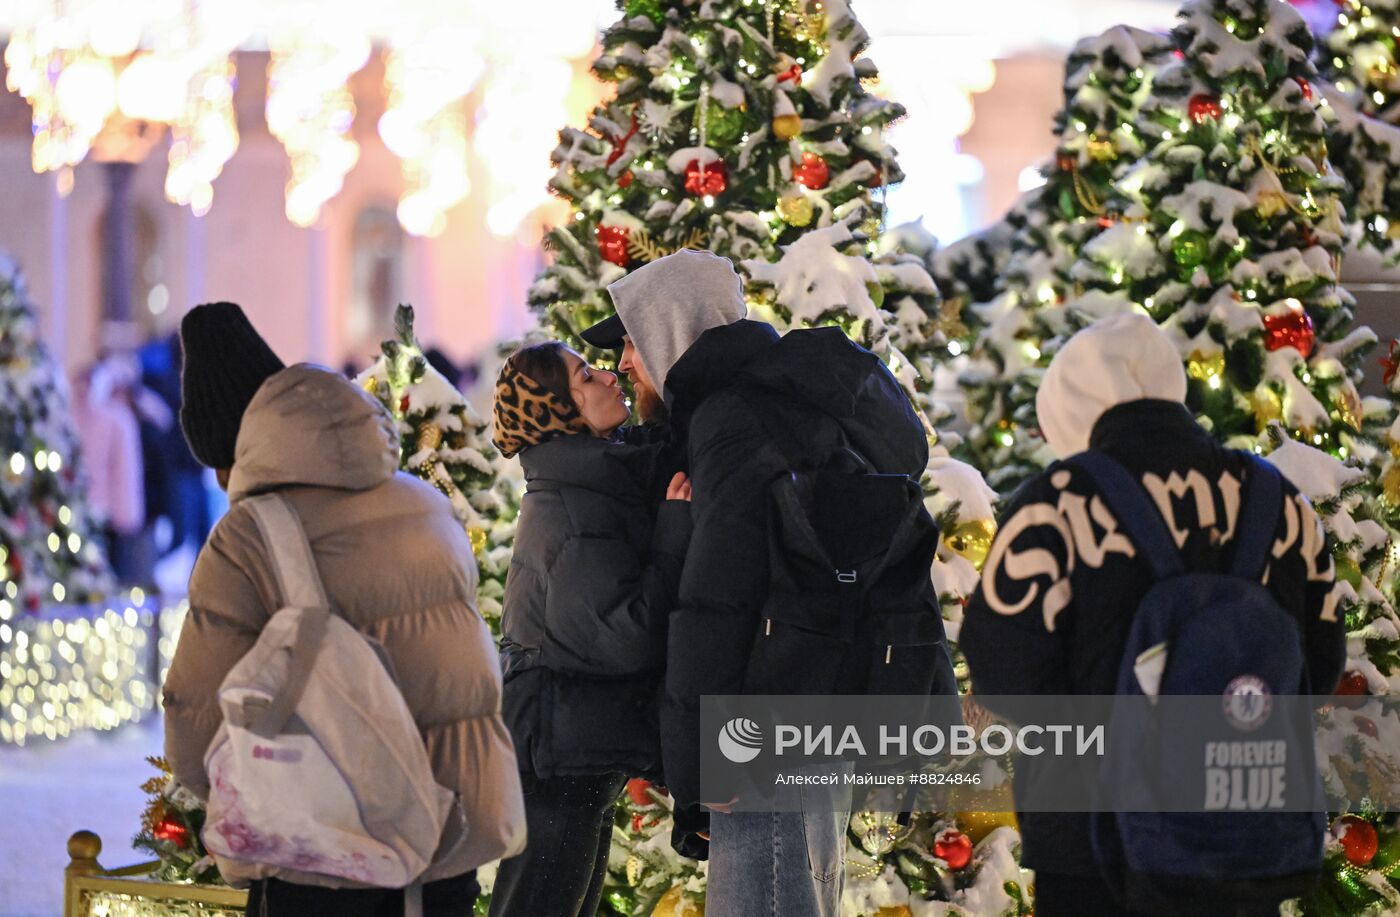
[[659, 320, 951, 807], [961, 399, 1346, 877], [500, 434, 691, 779]]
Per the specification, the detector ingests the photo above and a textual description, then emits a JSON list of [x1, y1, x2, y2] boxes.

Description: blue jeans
[[705, 766, 852, 917]]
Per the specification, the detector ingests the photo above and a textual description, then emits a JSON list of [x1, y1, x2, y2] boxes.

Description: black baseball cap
[[580, 313, 627, 350]]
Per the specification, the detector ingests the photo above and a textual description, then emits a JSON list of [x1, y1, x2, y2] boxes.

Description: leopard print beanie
[[492, 359, 589, 458]]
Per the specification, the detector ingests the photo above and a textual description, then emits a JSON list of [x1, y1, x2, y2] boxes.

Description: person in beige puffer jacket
[[162, 302, 525, 916]]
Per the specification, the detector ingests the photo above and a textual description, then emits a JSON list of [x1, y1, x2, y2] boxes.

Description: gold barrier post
[[63, 830, 247, 917]]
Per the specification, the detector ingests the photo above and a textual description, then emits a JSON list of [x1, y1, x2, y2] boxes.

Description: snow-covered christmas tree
[[1315, 0, 1400, 255], [951, 25, 1174, 494], [526, 0, 1022, 912], [0, 253, 111, 612], [356, 305, 519, 628]]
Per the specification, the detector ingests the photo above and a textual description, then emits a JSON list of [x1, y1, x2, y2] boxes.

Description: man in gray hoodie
[[582, 249, 946, 916]]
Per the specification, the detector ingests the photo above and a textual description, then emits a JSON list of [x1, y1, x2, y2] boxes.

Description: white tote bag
[[202, 494, 454, 894]]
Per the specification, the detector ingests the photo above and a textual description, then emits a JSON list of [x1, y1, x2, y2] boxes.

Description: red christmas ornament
[[596, 225, 631, 267], [1188, 93, 1223, 124], [631, 812, 645, 832], [1336, 671, 1370, 697], [792, 152, 830, 190], [1097, 216, 1116, 229], [1056, 152, 1076, 172], [683, 158, 728, 196], [1173, 48, 1186, 60], [1334, 815, 1379, 866], [398, 395, 411, 415], [607, 113, 640, 168], [617, 170, 634, 190], [1294, 76, 1313, 102], [933, 828, 974, 870], [1355, 714, 1379, 739], [25, 594, 40, 612], [1262, 309, 1316, 358], [153, 816, 190, 849], [866, 162, 884, 188], [626, 778, 656, 807], [778, 63, 803, 83], [1381, 340, 1399, 386]]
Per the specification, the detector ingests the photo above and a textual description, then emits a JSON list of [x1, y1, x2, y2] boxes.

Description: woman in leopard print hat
[[490, 343, 692, 917]]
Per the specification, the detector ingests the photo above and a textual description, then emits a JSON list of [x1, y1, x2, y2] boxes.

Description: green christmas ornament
[[702, 98, 746, 146], [1172, 229, 1210, 270], [624, 0, 665, 22], [865, 281, 886, 309]]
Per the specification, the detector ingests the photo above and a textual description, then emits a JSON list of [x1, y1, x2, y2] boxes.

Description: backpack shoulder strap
[[1230, 453, 1283, 582], [243, 493, 332, 740], [245, 493, 329, 611], [1065, 451, 1184, 581]]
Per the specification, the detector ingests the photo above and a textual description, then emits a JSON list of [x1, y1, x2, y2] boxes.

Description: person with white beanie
[[960, 313, 1345, 917]]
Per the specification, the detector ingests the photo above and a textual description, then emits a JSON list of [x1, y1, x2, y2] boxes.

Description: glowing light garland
[[0, 594, 187, 747]]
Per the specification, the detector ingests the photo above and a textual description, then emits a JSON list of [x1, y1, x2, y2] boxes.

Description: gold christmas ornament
[[931, 299, 970, 340], [626, 854, 644, 887], [1251, 387, 1283, 429], [417, 424, 444, 452], [956, 809, 1020, 845], [946, 518, 996, 570], [1255, 190, 1289, 218], [1186, 350, 1226, 383], [468, 526, 488, 555], [1086, 135, 1116, 161], [876, 907, 914, 917], [1384, 465, 1400, 507], [1332, 386, 1363, 432], [772, 112, 802, 140], [776, 191, 814, 227], [651, 884, 703, 917], [851, 810, 912, 856], [361, 374, 380, 394], [628, 227, 709, 263]]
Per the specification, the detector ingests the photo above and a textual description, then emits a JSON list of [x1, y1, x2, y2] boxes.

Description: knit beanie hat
[[1036, 312, 1187, 459], [492, 358, 589, 458], [179, 302, 286, 469]]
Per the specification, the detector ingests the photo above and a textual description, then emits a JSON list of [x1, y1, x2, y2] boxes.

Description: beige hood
[[228, 364, 398, 500], [1036, 312, 1188, 459]]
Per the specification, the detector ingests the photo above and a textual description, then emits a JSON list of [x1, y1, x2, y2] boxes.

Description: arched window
[[349, 204, 405, 345]]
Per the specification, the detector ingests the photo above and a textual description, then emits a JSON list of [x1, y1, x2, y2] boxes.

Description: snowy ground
[[0, 718, 164, 917]]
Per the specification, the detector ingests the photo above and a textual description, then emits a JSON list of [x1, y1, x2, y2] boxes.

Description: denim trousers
[[705, 765, 853, 917]]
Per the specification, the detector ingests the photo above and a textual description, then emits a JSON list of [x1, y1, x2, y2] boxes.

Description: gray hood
[[228, 364, 398, 500], [606, 249, 747, 399]]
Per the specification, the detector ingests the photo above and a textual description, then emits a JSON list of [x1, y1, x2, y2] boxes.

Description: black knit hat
[[179, 302, 285, 469]]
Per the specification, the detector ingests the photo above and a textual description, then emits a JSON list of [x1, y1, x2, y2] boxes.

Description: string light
[[0, 596, 183, 747]]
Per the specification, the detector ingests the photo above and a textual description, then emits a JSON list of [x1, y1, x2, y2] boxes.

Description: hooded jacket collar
[[665, 319, 781, 426], [519, 433, 657, 501], [667, 322, 928, 479], [227, 364, 399, 500], [1088, 398, 1205, 455]]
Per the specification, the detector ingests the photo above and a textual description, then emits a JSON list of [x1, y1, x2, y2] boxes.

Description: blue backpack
[[1069, 451, 1325, 909]]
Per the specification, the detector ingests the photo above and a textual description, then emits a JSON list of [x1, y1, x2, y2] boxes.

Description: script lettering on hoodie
[[981, 469, 1341, 632]]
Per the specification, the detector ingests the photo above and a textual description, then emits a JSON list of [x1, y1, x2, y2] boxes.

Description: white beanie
[[606, 249, 747, 397], [1036, 312, 1187, 459]]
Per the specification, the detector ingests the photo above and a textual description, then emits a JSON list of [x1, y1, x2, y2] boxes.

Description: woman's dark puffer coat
[[500, 433, 691, 779]]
